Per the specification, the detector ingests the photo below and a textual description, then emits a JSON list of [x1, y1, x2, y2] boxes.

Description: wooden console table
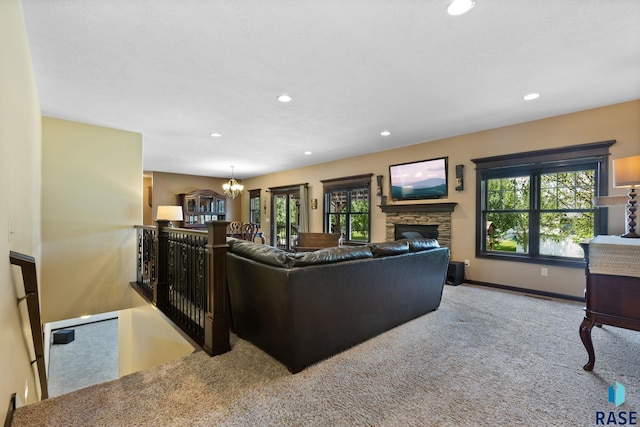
[[579, 235, 640, 371]]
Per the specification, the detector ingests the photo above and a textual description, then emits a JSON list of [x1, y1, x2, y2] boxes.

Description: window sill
[[477, 252, 586, 268]]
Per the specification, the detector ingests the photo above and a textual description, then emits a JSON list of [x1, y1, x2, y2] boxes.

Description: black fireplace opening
[[394, 224, 439, 241]]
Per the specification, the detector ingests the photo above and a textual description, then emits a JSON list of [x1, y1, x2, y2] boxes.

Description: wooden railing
[[133, 221, 231, 356], [9, 251, 48, 400], [163, 228, 208, 343], [134, 225, 156, 301]]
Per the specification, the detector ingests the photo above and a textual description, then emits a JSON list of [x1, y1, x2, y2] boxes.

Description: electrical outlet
[[464, 259, 470, 267], [541, 267, 548, 276]]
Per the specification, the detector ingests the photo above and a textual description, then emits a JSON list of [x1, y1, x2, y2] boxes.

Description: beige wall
[[41, 117, 142, 322], [149, 171, 241, 225], [0, 0, 43, 414], [118, 292, 196, 377], [242, 100, 640, 298]]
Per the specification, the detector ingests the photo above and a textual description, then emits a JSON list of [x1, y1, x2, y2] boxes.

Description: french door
[[270, 186, 300, 250]]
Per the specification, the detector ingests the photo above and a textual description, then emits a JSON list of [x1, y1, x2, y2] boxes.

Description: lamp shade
[[156, 205, 184, 221], [613, 155, 640, 187]]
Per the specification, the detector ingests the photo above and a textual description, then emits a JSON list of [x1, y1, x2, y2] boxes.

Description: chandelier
[[223, 166, 244, 199]]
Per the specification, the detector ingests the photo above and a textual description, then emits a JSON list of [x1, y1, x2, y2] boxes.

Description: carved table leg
[[579, 317, 596, 371]]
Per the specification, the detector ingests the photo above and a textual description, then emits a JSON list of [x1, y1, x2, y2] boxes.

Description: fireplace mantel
[[379, 202, 457, 213]]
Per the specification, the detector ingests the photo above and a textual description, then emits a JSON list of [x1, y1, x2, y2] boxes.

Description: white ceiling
[[21, 0, 640, 180]]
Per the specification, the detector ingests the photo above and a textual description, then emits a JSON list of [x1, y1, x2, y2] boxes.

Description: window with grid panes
[[321, 174, 372, 242], [472, 141, 614, 267]]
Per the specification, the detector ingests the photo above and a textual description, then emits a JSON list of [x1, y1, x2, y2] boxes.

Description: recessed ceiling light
[[448, 0, 475, 16], [210, 132, 221, 137], [380, 130, 391, 136], [304, 151, 312, 155], [277, 94, 292, 103], [523, 93, 540, 101]]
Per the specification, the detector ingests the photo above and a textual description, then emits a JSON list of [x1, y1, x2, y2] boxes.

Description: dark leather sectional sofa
[[226, 238, 450, 373]]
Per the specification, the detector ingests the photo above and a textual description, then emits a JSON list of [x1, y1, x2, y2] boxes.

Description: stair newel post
[[204, 221, 231, 356], [155, 220, 171, 309]]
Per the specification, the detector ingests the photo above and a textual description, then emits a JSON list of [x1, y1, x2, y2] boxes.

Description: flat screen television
[[389, 156, 448, 201]]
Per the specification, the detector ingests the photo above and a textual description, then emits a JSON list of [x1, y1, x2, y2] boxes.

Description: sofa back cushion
[[288, 245, 373, 267], [407, 238, 440, 252], [368, 240, 410, 257], [228, 239, 290, 268], [228, 237, 440, 268]]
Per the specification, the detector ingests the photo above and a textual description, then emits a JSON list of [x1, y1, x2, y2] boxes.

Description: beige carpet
[[48, 319, 118, 397], [12, 284, 640, 426]]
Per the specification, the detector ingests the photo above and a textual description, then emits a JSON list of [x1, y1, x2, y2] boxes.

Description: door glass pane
[[272, 191, 300, 250], [274, 194, 287, 249], [289, 194, 299, 249]]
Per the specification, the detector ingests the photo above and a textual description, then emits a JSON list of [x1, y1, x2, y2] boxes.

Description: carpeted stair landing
[[12, 285, 640, 426]]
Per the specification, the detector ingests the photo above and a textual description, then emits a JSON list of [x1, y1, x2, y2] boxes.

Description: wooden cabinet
[[179, 189, 226, 229], [579, 236, 640, 371]]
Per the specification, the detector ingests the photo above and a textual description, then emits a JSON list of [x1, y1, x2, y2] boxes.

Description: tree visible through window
[[539, 170, 595, 256], [473, 141, 614, 267], [485, 169, 596, 257], [321, 174, 372, 242], [486, 175, 530, 253]]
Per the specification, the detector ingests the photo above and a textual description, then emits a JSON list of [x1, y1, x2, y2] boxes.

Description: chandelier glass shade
[[223, 167, 244, 199]]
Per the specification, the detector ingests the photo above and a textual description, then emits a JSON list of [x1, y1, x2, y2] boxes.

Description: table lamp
[[156, 205, 184, 227], [613, 155, 640, 238]]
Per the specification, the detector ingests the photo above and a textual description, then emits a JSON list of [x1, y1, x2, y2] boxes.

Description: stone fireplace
[[380, 202, 457, 249]]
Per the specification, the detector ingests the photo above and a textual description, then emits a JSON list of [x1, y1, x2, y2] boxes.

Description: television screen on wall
[[389, 157, 448, 201]]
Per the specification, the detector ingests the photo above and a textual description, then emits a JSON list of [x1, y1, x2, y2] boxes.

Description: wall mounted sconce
[[311, 199, 318, 209], [376, 175, 383, 196], [455, 164, 464, 191]]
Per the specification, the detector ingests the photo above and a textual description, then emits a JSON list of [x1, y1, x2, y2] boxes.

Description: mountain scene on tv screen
[[392, 177, 446, 199]]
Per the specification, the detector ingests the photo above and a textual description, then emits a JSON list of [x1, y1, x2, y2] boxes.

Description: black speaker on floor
[[53, 329, 75, 344], [447, 262, 465, 286]]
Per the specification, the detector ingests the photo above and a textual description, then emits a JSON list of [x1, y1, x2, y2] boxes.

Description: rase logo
[[596, 382, 637, 425], [610, 382, 626, 407]]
